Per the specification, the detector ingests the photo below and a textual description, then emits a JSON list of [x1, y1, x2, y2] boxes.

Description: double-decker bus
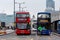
[[37, 12, 51, 35], [51, 20, 60, 34], [15, 12, 31, 35]]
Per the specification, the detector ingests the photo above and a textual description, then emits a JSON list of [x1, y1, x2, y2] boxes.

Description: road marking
[[1, 39, 6, 40], [31, 38, 33, 40], [48, 37, 52, 40], [48, 35, 53, 40]]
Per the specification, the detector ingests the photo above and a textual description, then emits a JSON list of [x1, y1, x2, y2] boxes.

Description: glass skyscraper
[[46, 0, 55, 10], [0, 13, 14, 26]]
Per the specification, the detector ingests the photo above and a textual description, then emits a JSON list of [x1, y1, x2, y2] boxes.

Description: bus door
[[57, 21, 60, 33]]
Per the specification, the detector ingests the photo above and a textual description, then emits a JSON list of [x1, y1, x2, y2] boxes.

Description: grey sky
[[0, 0, 60, 16]]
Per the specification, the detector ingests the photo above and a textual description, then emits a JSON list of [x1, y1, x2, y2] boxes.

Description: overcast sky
[[0, 0, 60, 16]]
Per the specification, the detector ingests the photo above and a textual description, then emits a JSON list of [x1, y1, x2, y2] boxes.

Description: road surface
[[0, 32, 60, 40]]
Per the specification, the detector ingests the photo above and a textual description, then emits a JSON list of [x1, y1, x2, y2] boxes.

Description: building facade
[[46, 0, 55, 11], [50, 11, 60, 22]]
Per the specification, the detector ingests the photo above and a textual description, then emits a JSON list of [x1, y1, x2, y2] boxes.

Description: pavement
[[0, 29, 14, 35], [52, 32, 60, 37], [6, 29, 14, 34]]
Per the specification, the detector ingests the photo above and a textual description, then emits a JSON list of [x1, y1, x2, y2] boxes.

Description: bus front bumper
[[16, 29, 31, 35]]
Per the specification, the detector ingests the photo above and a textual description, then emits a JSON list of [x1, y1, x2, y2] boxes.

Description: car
[[31, 23, 37, 34]]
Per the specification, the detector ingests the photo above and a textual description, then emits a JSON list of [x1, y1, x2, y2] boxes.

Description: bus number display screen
[[40, 20, 48, 23]]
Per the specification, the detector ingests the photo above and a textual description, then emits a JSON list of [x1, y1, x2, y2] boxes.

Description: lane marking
[[48, 37, 52, 40], [1, 39, 6, 40], [31, 38, 33, 40]]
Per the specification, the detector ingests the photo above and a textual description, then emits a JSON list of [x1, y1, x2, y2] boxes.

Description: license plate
[[21, 30, 24, 33]]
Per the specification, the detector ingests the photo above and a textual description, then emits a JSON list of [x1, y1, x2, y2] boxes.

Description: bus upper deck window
[[38, 14, 49, 18]]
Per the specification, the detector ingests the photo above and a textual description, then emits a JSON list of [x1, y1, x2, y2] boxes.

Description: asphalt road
[[0, 32, 60, 40]]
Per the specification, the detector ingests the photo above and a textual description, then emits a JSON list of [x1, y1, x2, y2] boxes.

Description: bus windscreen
[[38, 14, 50, 18], [17, 23, 27, 29], [16, 14, 30, 17]]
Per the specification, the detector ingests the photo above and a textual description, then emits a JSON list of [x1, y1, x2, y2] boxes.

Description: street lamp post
[[19, 3, 21, 11], [14, 0, 15, 22], [14, 1, 25, 27], [15, 2, 25, 11], [14, 0, 15, 13], [21, 7, 26, 11], [14, 1, 25, 22], [14, 0, 16, 29]]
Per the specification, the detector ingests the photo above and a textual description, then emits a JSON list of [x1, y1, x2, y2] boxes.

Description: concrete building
[[49, 11, 60, 22]]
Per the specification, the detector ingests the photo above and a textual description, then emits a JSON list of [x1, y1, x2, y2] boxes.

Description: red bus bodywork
[[15, 12, 31, 35]]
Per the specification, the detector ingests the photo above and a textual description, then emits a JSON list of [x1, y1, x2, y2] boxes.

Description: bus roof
[[16, 12, 29, 14], [38, 12, 51, 15]]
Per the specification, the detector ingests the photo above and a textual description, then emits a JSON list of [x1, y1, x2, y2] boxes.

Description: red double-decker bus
[[15, 12, 31, 35]]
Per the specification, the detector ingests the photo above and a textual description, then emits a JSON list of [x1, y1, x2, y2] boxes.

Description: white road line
[[31, 38, 34, 40], [48, 36, 52, 40], [1, 39, 6, 40]]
